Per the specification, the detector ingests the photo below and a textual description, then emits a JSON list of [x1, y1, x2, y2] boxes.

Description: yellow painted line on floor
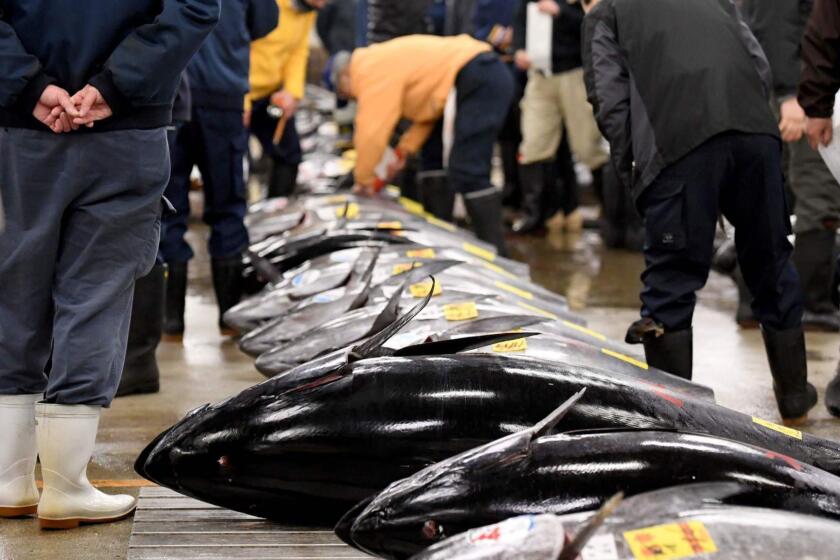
[[562, 320, 607, 341], [601, 348, 648, 370], [516, 301, 559, 320], [36, 480, 157, 489]]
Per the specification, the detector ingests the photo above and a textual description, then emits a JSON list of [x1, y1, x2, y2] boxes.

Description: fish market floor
[[2, 225, 840, 560]]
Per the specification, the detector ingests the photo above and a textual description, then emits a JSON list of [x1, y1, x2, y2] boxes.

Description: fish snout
[[334, 494, 377, 546]]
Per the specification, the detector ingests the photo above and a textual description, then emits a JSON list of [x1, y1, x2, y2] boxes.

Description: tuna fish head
[[346, 430, 533, 559]]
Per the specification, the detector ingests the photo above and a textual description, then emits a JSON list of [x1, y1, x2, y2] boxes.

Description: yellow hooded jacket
[[248, 0, 317, 110]]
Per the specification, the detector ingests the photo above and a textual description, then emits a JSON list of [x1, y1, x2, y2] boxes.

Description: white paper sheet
[[526, 3, 553, 74], [817, 92, 840, 184]]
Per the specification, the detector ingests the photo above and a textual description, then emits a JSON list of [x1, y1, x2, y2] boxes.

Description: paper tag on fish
[[410, 281, 442, 298], [444, 302, 479, 321], [463, 242, 496, 262], [324, 194, 348, 204], [752, 417, 803, 440], [624, 521, 717, 560], [581, 534, 620, 560], [335, 203, 359, 219], [406, 248, 436, 259], [467, 515, 536, 546], [392, 262, 422, 275], [377, 221, 403, 229], [492, 338, 528, 353]]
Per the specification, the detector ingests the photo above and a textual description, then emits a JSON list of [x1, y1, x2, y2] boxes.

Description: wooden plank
[[133, 522, 335, 533], [130, 533, 346, 546], [129, 549, 368, 560]]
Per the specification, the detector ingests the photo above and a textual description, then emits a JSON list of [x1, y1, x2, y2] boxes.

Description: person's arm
[[282, 19, 313, 99], [398, 122, 435, 155], [0, 3, 55, 111], [799, 0, 840, 118], [353, 83, 404, 187], [248, 0, 280, 41], [88, 0, 220, 116], [513, 0, 528, 52], [582, 0, 633, 189]]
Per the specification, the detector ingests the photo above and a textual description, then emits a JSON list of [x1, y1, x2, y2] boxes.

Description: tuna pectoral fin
[[532, 389, 587, 440], [394, 331, 540, 357], [559, 492, 623, 560], [244, 249, 283, 285], [334, 495, 376, 547], [348, 277, 437, 360]]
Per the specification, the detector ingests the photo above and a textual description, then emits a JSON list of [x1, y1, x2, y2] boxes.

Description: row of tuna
[[137, 190, 840, 559]]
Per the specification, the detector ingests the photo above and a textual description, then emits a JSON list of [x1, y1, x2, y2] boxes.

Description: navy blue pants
[[0, 128, 169, 405], [449, 53, 514, 195], [250, 97, 302, 166], [160, 107, 250, 263], [638, 132, 802, 332]]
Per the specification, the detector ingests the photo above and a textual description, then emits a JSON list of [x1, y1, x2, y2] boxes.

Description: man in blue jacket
[[0, 0, 219, 529], [160, 0, 279, 341]]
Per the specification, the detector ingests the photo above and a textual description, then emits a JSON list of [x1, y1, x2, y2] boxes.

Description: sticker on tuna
[[406, 248, 436, 259], [492, 338, 528, 353], [410, 281, 442, 298], [467, 515, 536, 546], [444, 302, 479, 321], [463, 242, 496, 262], [752, 417, 803, 440], [393, 262, 422, 275], [377, 221, 403, 229], [580, 533, 620, 560], [624, 521, 717, 560], [335, 203, 359, 219]]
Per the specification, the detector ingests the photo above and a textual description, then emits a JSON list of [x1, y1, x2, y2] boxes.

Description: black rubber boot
[[464, 189, 509, 257], [500, 140, 521, 209], [397, 157, 420, 202], [512, 162, 546, 234], [163, 261, 188, 342], [212, 256, 245, 337], [643, 329, 693, 380], [419, 172, 455, 222], [761, 326, 818, 426], [826, 365, 840, 417], [793, 229, 840, 332], [267, 162, 298, 198], [117, 264, 164, 397]]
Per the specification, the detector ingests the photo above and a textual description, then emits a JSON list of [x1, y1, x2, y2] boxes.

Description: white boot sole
[[38, 506, 136, 530]]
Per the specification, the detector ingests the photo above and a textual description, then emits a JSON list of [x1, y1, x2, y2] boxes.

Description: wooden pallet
[[128, 487, 371, 559]]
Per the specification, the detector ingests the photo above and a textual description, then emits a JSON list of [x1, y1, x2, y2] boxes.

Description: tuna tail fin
[[558, 492, 624, 560], [393, 331, 539, 357], [335, 201, 351, 229], [364, 269, 416, 337], [245, 249, 283, 285], [348, 277, 436, 360], [531, 389, 587, 439], [347, 247, 382, 309]]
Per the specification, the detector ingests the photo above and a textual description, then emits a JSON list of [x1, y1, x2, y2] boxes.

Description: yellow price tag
[[406, 248, 436, 258], [335, 203, 359, 219], [444, 302, 479, 321], [399, 197, 426, 216], [624, 521, 717, 560], [392, 262, 422, 275], [602, 348, 648, 370], [409, 281, 442, 298], [752, 417, 803, 440], [324, 195, 348, 204], [377, 221, 403, 229], [516, 301, 559, 320], [481, 260, 517, 280], [492, 338, 529, 353], [463, 242, 496, 262], [494, 281, 534, 300], [561, 320, 607, 341]]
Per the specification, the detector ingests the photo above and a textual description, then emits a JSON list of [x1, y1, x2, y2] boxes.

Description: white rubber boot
[[35, 403, 136, 529], [0, 394, 41, 517]]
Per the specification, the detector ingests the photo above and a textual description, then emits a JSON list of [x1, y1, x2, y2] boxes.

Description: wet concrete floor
[[2, 220, 840, 560]]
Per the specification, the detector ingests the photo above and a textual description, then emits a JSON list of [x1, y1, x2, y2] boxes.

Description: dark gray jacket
[[742, 0, 813, 99], [582, 0, 779, 197]]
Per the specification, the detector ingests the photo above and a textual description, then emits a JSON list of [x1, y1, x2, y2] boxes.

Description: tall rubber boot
[[419, 172, 455, 222], [397, 157, 420, 202], [793, 229, 840, 332], [267, 162, 298, 199], [512, 162, 546, 234], [36, 404, 136, 529], [500, 140, 521, 209], [0, 394, 41, 518], [826, 361, 840, 417], [464, 188, 509, 257], [643, 329, 693, 380], [212, 256, 244, 337], [163, 261, 187, 342], [761, 327, 818, 426], [117, 263, 164, 397]]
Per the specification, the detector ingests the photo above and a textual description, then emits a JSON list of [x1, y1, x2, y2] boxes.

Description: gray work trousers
[[789, 136, 840, 233], [0, 128, 169, 405]]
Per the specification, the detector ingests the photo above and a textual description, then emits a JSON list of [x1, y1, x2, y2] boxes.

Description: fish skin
[[136, 353, 840, 527], [349, 429, 840, 559]]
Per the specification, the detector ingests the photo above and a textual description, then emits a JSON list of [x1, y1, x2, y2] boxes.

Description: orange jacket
[[350, 34, 491, 186]]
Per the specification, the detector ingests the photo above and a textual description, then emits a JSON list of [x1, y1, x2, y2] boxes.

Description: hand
[[70, 85, 113, 127], [806, 117, 833, 150], [243, 109, 252, 128], [32, 85, 79, 133], [537, 0, 561, 16], [779, 98, 806, 143], [514, 50, 532, 71], [352, 183, 376, 197], [270, 90, 299, 116]]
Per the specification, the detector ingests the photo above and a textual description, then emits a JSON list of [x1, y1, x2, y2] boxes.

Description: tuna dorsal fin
[[531, 389, 587, 440], [348, 277, 436, 360], [245, 249, 283, 285], [558, 492, 624, 560], [440, 315, 547, 338], [393, 331, 539, 357]]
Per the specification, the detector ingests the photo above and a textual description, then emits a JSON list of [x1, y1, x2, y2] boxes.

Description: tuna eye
[[421, 520, 441, 540]]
